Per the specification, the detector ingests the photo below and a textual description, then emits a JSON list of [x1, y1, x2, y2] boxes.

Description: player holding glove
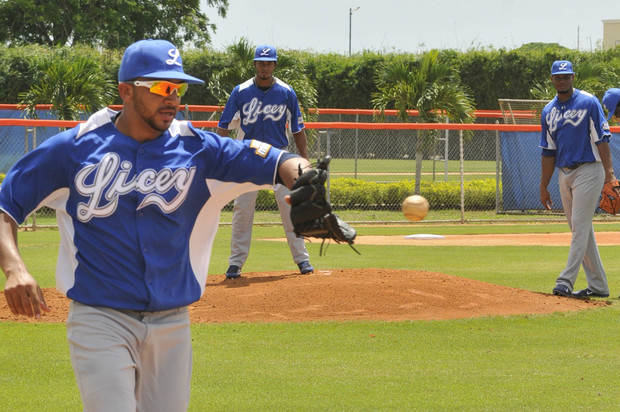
[[539, 61, 613, 299]]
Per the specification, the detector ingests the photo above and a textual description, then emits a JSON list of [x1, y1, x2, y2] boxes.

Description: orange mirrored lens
[[149, 81, 188, 97]]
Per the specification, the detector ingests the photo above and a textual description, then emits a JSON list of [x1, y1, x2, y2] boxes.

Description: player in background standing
[[539, 60, 613, 298], [216, 44, 313, 278], [603, 88, 620, 123], [0, 39, 311, 411]]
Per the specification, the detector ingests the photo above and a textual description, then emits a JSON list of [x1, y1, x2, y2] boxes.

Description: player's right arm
[[216, 86, 240, 139], [539, 106, 556, 210], [0, 211, 49, 318], [0, 129, 72, 318]]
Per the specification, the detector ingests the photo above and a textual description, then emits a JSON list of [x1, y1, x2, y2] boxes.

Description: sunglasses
[[130, 80, 188, 97]]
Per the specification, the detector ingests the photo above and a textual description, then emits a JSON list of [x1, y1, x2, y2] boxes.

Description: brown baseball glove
[[599, 179, 620, 214]]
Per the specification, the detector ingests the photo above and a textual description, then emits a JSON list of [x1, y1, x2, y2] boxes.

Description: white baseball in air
[[402, 195, 429, 221]]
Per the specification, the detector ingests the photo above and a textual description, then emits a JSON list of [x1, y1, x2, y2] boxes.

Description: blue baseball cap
[[551, 60, 574, 75], [118, 39, 204, 84], [603, 88, 620, 120], [254, 45, 277, 61]]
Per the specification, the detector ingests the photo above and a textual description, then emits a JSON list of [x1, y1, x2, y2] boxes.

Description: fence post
[[414, 129, 422, 195], [25, 127, 32, 154], [459, 129, 465, 223], [338, 113, 342, 157], [444, 117, 449, 181], [495, 120, 501, 214], [354, 114, 359, 179], [24, 127, 36, 230], [317, 130, 326, 158], [327, 130, 331, 204]]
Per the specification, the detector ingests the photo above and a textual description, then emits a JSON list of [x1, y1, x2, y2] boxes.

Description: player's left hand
[[287, 156, 358, 253]]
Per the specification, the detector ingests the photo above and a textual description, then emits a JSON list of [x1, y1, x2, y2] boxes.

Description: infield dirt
[[0, 268, 605, 323]]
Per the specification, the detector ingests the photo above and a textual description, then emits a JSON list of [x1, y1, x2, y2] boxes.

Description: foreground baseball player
[[216, 44, 314, 278], [0, 39, 314, 411], [539, 60, 614, 298]]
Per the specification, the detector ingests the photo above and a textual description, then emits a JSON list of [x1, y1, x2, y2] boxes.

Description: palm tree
[[372, 50, 475, 194], [208, 38, 255, 106], [19, 48, 116, 121]]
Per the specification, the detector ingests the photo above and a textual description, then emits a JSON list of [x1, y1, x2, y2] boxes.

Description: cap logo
[[259, 48, 272, 57], [558, 62, 568, 71], [166, 48, 182, 67]]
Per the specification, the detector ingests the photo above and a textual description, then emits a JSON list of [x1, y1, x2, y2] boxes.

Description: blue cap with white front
[[254, 45, 278, 61], [118, 39, 204, 84], [603, 88, 620, 120], [551, 60, 574, 75]]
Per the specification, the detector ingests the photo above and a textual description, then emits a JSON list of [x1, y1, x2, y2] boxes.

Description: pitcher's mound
[[1, 269, 606, 323]]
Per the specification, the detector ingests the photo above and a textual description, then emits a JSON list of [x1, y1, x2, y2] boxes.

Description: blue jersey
[[540, 88, 611, 167], [0, 108, 283, 311], [217, 77, 304, 148]]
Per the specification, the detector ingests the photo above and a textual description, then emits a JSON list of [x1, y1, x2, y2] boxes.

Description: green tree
[[18, 48, 116, 120], [0, 0, 228, 48], [372, 50, 475, 194], [208, 38, 256, 105]]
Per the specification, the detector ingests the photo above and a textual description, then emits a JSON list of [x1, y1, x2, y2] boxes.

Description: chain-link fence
[[4, 107, 619, 228]]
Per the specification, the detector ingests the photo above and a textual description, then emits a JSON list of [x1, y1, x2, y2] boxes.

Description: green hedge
[[254, 178, 497, 211], [2, 44, 620, 109]]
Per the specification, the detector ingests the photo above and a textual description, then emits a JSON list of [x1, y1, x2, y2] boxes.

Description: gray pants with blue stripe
[[555, 161, 609, 294]]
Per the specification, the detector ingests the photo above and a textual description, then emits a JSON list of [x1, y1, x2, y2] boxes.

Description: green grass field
[[328, 158, 496, 182], [328, 158, 497, 174], [2, 223, 620, 411], [26, 208, 615, 228]]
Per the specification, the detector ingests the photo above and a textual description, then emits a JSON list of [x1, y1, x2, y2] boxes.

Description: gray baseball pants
[[67, 301, 192, 412], [555, 161, 609, 294], [228, 183, 309, 268]]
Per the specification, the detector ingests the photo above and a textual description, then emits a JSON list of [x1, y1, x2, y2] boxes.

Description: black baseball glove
[[289, 156, 358, 254]]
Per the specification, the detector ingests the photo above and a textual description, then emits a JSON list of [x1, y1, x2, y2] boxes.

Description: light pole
[[349, 6, 360, 56]]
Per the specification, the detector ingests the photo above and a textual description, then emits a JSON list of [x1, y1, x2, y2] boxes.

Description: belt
[[561, 162, 589, 173]]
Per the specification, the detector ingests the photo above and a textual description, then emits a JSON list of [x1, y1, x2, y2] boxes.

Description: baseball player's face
[[254, 61, 276, 82], [124, 78, 180, 134], [550, 74, 574, 95]]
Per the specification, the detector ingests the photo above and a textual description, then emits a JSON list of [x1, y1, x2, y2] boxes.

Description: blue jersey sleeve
[[0, 129, 74, 223], [188, 124, 282, 185], [591, 98, 611, 144], [288, 88, 304, 134], [539, 105, 555, 152]]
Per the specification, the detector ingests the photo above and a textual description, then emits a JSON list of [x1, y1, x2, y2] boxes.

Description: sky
[[201, 0, 618, 54]]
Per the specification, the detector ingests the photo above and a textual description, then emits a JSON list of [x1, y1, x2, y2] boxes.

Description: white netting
[[498, 99, 548, 125]]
